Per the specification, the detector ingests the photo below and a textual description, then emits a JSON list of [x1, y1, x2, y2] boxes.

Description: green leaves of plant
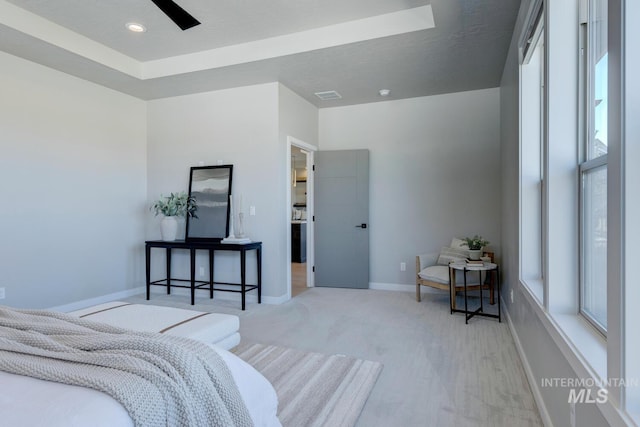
[[461, 235, 490, 250], [151, 192, 198, 218]]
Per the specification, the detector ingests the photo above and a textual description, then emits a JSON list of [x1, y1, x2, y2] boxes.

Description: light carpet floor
[[124, 286, 542, 426], [234, 342, 382, 427]]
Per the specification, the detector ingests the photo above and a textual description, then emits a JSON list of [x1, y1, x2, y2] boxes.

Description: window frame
[[578, 0, 608, 336], [518, 0, 546, 304]]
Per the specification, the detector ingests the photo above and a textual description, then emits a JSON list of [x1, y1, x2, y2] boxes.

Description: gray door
[[314, 149, 369, 288]]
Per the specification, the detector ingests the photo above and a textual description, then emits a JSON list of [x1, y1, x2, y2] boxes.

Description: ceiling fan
[[150, 0, 201, 30]]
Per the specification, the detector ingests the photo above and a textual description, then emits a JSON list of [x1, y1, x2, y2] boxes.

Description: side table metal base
[[449, 263, 501, 324]]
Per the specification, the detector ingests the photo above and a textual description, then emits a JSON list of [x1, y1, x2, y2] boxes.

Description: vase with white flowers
[[461, 235, 490, 260], [151, 192, 197, 241]]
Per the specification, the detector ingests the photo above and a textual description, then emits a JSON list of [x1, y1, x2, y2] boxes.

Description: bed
[[0, 306, 281, 427]]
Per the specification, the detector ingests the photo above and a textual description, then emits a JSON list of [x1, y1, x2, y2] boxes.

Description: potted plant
[[461, 235, 490, 260], [151, 192, 197, 241]]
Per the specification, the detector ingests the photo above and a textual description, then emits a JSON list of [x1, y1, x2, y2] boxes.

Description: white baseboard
[[50, 284, 288, 313], [49, 287, 145, 312], [262, 294, 289, 304], [502, 298, 553, 427], [369, 282, 443, 294], [369, 282, 413, 291], [148, 286, 288, 305]]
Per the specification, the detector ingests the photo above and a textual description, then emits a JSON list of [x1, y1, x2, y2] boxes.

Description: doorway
[[287, 137, 315, 299]]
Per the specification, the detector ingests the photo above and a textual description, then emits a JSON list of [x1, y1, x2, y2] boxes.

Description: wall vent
[[314, 90, 342, 101]]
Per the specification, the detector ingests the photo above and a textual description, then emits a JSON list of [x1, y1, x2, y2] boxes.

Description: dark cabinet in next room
[[291, 222, 306, 263]]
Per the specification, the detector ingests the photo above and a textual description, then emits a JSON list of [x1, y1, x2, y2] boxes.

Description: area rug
[[234, 343, 383, 427]]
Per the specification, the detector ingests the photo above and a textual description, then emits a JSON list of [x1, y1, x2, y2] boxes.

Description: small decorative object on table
[[151, 192, 197, 241], [461, 235, 490, 260], [222, 194, 251, 244]]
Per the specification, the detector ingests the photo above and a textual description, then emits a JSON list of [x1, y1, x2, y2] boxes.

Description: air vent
[[314, 90, 342, 101]]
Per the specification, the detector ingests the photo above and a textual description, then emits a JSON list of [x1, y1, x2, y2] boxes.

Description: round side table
[[449, 262, 501, 324]]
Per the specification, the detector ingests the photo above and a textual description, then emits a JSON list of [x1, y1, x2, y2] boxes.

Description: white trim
[[519, 34, 545, 303], [519, 0, 544, 64], [0, 3, 434, 84], [302, 142, 315, 289], [609, 0, 632, 417], [521, 280, 606, 379], [370, 282, 444, 294], [287, 136, 317, 301], [370, 282, 413, 292], [503, 299, 553, 427], [285, 142, 293, 301], [141, 6, 435, 79], [0, 3, 434, 82], [261, 294, 288, 305], [520, 278, 544, 306], [544, 0, 580, 315], [49, 287, 145, 312], [517, 280, 635, 426], [50, 286, 288, 313], [148, 286, 287, 305], [622, 0, 640, 420], [288, 136, 318, 153], [0, 1, 140, 77]]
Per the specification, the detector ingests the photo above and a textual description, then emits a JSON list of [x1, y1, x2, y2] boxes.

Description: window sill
[[516, 284, 638, 426], [550, 314, 606, 381], [519, 278, 606, 381], [520, 277, 544, 306]]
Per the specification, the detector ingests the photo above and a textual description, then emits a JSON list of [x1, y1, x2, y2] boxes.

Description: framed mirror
[[185, 165, 233, 241]]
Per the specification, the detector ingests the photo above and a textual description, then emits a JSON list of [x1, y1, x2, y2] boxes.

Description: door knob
[[355, 223, 367, 229]]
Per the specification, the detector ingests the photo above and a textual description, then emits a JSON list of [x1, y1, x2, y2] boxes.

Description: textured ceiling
[[5, 0, 430, 61], [0, 0, 521, 107]]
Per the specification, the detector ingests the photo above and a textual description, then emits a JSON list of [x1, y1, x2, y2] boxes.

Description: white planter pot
[[468, 249, 482, 260], [160, 216, 178, 241]]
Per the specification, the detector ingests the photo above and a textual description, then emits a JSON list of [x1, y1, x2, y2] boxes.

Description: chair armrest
[[416, 252, 439, 272]]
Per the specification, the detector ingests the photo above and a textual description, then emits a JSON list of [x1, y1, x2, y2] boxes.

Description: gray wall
[[147, 83, 318, 300], [146, 83, 280, 298], [278, 83, 319, 148], [0, 51, 147, 308], [319, 89, 502, 287]]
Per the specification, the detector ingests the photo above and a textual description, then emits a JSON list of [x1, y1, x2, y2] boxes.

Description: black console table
[[145, 240, 262, 310]]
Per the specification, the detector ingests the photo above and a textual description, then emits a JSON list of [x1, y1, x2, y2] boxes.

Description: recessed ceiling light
[[126, 22, 146, 33], [379, 89, 391, 97]]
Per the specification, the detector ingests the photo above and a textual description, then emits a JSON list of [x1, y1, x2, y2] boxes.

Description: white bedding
[[0, 344, 281, 427]]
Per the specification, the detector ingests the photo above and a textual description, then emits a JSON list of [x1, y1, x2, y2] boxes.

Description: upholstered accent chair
[[416, 239, 494, 309]]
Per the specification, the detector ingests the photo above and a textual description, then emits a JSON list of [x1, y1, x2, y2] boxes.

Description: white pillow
[[450, 237, 468, 250], [418, 265, 450, 284], [419, 265, 482, 285], [437, 246, 469, 265]]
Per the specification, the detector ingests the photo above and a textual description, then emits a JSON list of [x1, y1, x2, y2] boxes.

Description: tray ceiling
[[0, 0, 521, 107]]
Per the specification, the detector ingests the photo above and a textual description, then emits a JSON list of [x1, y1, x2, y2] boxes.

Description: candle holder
[[222, 194, 251, 244], [236, 212, 246, 238]]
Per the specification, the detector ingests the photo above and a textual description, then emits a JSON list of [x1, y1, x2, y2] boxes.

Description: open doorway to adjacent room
[[287, 137, 315, 299]]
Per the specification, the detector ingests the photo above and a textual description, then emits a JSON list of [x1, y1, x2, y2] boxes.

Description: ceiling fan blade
[[150, 0, 201, 30]]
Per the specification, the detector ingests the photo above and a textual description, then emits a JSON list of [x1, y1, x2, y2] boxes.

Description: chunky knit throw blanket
[[0, 306, 253, 427]]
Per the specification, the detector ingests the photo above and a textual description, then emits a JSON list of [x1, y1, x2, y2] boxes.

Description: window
[[579, 0, 607, 333], [519, 3, 545, 302], [514, 0, 639, 421]]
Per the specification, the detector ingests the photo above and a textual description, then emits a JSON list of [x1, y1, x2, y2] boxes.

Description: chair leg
[[449, 269, 458, 310], [416, 283, 421, 302]]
